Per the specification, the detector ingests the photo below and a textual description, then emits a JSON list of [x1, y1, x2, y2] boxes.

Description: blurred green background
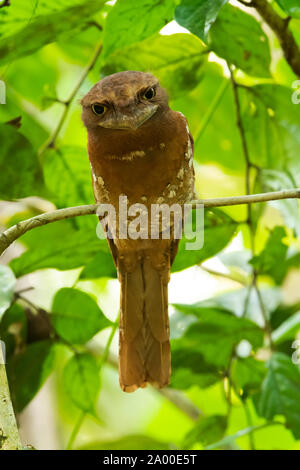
[[1, 0, 300, 450]]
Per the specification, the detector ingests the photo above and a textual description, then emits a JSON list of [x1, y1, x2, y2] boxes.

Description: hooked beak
[[99, 104, 158, 130]]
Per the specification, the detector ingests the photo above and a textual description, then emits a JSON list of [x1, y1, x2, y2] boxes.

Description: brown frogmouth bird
[[81, 71, 195, 392]]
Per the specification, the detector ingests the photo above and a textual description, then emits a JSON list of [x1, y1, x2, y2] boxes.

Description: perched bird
[[81, 71, 195, 392]]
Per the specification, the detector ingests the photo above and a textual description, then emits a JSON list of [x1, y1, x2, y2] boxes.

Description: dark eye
[[92, 103, 107, 116], [143, 87, 156, 100]]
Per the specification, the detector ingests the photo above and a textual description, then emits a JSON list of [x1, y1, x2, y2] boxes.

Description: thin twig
[[0, 0, 10, 9], [253, 272, 274, 348], [14, 286, 34, 296], [1, 189, 300, 256], [242, 277, 254, 318], [238, 0, 254, 6], [39, 42, 103, 155], [99, 317, 119, 369], [199, 264, 248, 286], [224, 353, 235, 419], [243, 401, 255, 450], [229, 65, 274, 346], [66, 411, 85, 450], [229, 65, 254, 253], [86, 21, 103, 31], [205, 421, 284, 450], [195, 189, 300, 207], [249, 0, 300, 77], [14, 293, 39, 312], [91, 344, 203, 422], [229, 67, 252, 202], [194, 78, 229, 141], [158, 388, 203, 420]]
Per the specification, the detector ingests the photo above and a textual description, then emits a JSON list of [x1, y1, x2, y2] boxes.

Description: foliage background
[[1, 0, 300, 450]]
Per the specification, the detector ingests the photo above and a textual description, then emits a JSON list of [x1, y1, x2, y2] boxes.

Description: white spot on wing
[[177, 168, 184, 180], [98, 176, 105, 186]]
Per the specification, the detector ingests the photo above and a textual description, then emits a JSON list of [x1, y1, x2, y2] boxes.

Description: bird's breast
[[87, 110, 191, 207]]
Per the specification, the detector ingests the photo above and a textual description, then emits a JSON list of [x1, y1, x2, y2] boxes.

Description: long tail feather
[[119, 257, 170, 392]]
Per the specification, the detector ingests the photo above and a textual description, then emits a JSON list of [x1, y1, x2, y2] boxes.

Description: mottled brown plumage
[[81, 71, 194, 392]]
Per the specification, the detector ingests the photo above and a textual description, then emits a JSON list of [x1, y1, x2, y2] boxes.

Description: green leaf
[[209, 4, 271, 77], [256, 353, 300, 439], [270, 302, 300, 330], [175, 0, 229, 42], [250, 227, 289, 284], [231, 357, 266, 398], [204, 423, 281, 450], [0, 303, 27, 357], [170, 366, 220, 390], [172, 304, 264, 368], [63, 353, 100, 412], [271, 251, 300, 289], [3, 50, 59, 110], [52, 288, 111, 344], [80, 251, 117, 280], [171, 348, 221, 390], [79, 435, 172, 450], [56, 19, 106, 66], [0, 124, 43, 199], [0, 88, 48, 151], [210, 286, 281, 325], [220, 249, 252, 274], [272, 311, 300, 344], [171, 208, 237, 272], [102, 33, 207, 98], [275, 0, 300, 18], [242, 85, 300, 179], [0, 265, 16, 318], [0, 0, 106, 65], [10, 224, 113, 277], [170, 306, 221, 390], [102, 0, 176, 58], [43, 146, 94, 207], [7, 340, 56, 412], [183, 415, 227, 448]]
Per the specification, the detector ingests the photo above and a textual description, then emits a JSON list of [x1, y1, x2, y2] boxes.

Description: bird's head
[[81, 71, 169, 131]]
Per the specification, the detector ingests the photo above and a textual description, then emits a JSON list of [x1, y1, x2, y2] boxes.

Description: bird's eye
[[143, 87, 156, 100], [92, 103, 107, 116]]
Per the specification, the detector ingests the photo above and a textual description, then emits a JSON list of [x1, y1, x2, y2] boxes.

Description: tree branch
[[0, 345, 22, 450], [248, 0, 300, 77], [0, 189, 300, 256]]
